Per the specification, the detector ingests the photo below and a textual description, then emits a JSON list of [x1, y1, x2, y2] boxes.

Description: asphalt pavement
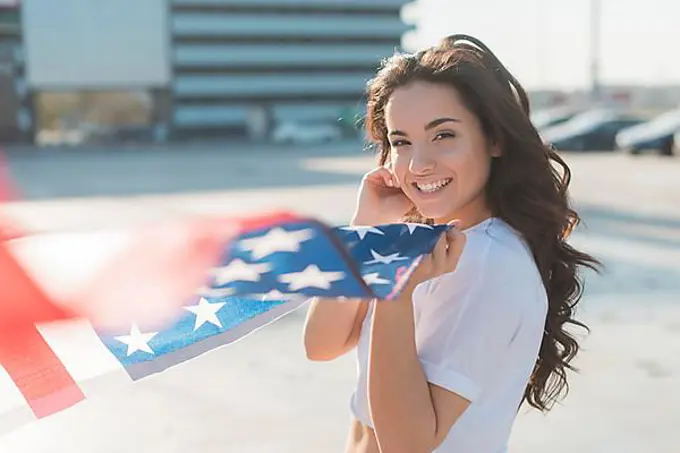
[[0, 141, 678, 453]]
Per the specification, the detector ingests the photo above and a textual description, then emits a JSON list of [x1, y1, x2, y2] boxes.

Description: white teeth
[[416, 179, 451, 193]]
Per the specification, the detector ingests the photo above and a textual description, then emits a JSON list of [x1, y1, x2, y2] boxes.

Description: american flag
[[0, 212, 449, 433]]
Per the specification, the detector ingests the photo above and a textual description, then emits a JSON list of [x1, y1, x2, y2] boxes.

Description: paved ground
[[0, 142, 678, 452]]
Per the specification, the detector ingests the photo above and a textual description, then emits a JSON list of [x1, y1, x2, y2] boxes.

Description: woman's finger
[[432, 233, 448, 271], [366, 166, 397, 189], [389, 171, 400, 189], [382, 170, 394, 188], [445, 228, 466, 271], [383, 162, 400, 188]]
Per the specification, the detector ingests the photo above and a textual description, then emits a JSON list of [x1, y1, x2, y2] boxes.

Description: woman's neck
[[434, 197, 493, 230]]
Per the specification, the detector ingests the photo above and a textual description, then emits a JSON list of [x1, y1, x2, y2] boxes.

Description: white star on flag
[[114, 324, 158, 356], [340, 225, 385, 240], [212, 259, 271, 285], [238, 227, 315, 259], [260, 289, 293, 301], [365, 249, 409, 265], [405, 223, 434, 234], [278, 265, 345, 291], [363, 272, 391, 285], [184, 297, 225, 331]]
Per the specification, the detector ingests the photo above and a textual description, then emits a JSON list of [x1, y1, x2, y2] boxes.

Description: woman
[[303, 34, 600, 453]]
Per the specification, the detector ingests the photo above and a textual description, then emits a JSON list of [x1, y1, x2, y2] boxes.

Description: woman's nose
[[409, 150, 436, 174]]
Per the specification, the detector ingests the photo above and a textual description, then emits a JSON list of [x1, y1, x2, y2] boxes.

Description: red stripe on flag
[[0, 325, 85, 418]]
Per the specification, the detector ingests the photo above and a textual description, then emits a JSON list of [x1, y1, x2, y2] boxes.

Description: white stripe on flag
[[37, 319, 132, 398], [0, 320, 133, 435], [0, 364, 35, 433]]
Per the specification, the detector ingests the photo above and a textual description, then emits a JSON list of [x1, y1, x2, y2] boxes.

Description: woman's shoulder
[[457, 217, 536, 275], [413, 217, 547, 342]]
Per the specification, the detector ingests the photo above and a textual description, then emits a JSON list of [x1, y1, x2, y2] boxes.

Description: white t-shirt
[[349, 217, 548, 453]]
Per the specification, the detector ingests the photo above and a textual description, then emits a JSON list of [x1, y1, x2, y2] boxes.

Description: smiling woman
[[303, 34, 601, 453], [384, 83, 501, 228]]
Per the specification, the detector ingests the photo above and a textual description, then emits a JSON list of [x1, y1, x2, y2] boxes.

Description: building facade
[[169, 0, 412, 140], [2, 0, 412, 144], [0, 3, 32, 143]]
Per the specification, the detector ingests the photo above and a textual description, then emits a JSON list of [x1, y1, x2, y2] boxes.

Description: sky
[[404, 0, 680, 90]]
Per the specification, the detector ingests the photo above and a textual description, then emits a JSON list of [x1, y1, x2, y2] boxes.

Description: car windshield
[[565, 110, 618, 130], [645, 109, 680, 132], [530, 107, 575, 128]]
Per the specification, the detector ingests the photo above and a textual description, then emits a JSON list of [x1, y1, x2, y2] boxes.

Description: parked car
[[272, 122, 342, 144], [530, 106, 580, 131], [36, 128, 85, 146], [541, 109, 645, 151], [615, 108, 680, 156]]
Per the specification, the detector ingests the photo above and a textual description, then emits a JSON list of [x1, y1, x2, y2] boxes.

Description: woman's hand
[[401, 224, 467, 296], [351, 166, 415, 226]]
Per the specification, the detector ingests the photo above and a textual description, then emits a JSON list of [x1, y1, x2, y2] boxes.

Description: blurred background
[[0, 1, 678, 452], [1, 0, 679, 152]]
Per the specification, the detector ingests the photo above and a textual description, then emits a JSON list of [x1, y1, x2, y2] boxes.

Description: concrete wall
[[169, 0, 412, 139], [22, 0, 170, 89]]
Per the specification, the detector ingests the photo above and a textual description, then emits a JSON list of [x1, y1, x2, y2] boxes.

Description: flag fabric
[[0, 211, 450, 433]]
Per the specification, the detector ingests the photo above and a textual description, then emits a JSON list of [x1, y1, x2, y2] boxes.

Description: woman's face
[[384, 80, 501, 225]]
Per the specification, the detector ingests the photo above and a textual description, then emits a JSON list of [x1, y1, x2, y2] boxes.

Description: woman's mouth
[[414, 178, 452, 194]]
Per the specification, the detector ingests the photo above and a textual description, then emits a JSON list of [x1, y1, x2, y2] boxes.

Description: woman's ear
[[489, 142, 502, 158]]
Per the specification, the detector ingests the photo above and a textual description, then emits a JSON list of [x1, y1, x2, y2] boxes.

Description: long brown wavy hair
[[363, 34, 602, 411]]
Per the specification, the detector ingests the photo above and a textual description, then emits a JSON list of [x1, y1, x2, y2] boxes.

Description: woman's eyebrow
[[388, 117, 461, 137]]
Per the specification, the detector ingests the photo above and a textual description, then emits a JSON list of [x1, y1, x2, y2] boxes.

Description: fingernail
[[447, 219, 461, 227], [386, 179, 394, 187]]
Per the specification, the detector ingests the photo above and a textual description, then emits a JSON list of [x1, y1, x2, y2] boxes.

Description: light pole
[[590, 0, 602, 103]]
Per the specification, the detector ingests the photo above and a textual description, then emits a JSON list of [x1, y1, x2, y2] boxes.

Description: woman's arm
[[368, 286, 470, 453], [303, 297, 369, 361], [303, 208, 393, 362], [368, 228, 471, 453]]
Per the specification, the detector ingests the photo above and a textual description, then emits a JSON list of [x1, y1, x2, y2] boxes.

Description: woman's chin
[[409, 184, 458, 222], [415, 206, 457, 224]]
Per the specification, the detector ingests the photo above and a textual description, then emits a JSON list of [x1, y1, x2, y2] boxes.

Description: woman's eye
[[434, 131, 456, 141], [390, 140, 409, 148]]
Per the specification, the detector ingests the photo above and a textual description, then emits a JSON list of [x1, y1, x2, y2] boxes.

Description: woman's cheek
[[437, 146, 463, 167], [391, 155, 409, 181]]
